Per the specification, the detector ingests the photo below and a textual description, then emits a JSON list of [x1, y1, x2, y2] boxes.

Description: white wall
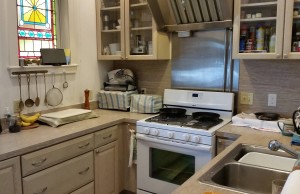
[[0, 0, 112, 116]]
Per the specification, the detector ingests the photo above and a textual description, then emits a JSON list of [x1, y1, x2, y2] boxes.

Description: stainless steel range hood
[[147, 0, 233, 32]]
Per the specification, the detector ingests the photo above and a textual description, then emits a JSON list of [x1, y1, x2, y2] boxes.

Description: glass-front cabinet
[[96, 0, 170, 60], [233, 0, 300, 59], [233, 0, 285, 59]]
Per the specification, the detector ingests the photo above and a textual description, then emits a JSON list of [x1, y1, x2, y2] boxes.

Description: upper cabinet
[[95, 0, 170, 60], [233, 0, 300, 59]]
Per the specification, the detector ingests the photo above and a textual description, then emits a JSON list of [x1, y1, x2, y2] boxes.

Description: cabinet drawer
[[70, 182, 94, 194], [23, 152, 93, 194], [22, 134, 94, 176], [95, 125, 118, 147]]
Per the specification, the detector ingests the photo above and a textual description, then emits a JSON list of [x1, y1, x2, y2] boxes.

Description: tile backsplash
[[114, 59, 300, 118]]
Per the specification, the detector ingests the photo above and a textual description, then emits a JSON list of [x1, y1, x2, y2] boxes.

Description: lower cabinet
[[0, 157, 22, 194], [71, 182, 94, 194], [23, 152, 93, 194], [94, 126, 119, 194]]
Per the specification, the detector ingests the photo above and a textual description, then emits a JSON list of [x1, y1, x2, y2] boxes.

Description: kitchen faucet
[[268, 140, 300, 169]]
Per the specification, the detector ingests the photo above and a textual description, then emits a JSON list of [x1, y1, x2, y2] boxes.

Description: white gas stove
[[136, 89, 234, 194]]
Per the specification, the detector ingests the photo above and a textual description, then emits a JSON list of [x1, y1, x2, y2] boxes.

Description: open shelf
[[240, 17, 277, 22], [241, 2, 277, 8], [7, 64, 78, 77]]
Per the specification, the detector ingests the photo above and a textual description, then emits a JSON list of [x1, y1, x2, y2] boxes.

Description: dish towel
[[128, 128, 137, 167], [231, 112, 281, 133]]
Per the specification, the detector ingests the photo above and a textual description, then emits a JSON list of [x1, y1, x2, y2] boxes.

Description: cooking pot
[[292, 110, 300, 134]]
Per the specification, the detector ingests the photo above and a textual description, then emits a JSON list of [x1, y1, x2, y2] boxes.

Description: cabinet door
[[232, 0, 285, 59], [71, 182, 94, 194], [283, 0, 300, 59], [95, 141, 119, 194], [124, 0, 170, 60], [96, 0, 125, 60], [0, 157, 22, 194]]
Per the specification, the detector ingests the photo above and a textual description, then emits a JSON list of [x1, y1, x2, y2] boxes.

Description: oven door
[[136, 133, 213, 194]]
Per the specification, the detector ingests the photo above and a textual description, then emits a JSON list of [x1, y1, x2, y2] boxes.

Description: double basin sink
[[199, 144, 297, 194]]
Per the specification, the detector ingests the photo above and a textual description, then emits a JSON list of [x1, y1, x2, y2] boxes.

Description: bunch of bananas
[[19, 113, 41, 127]]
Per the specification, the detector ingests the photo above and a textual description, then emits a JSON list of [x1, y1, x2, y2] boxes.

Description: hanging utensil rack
[[11, 70, 49, 76]]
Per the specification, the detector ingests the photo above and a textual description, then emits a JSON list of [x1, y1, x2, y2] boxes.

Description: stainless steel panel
[[171, 30, 238, 92], [168, 0, 182, 24], [191, 0, 203, 22], [199, 0, 210, 22], [206, 0, 218, 21], [185, 0, 196, 23], [175, 0, 188, 24]]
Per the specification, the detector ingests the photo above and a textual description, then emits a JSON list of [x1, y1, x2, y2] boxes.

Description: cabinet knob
[[33, 187, 47, 194], [276, 54, 281, 59], [283, 54, 288, 59], [95, 149, 100, 154]]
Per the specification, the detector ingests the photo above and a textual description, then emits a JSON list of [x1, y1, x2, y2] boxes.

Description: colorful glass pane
[[17, 0, 57, 58]]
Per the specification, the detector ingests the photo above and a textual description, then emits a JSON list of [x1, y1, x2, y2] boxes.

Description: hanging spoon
[[44, 73, 47, 105], [63, 71, 68, 88], [25, 74, 34, 107], [17, 74, 24, 111], [35, 73, 40, 106]]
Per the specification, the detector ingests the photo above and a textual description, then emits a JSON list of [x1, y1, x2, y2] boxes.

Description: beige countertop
[[173, 124, 298, 194], [0, 109, 151, 161]]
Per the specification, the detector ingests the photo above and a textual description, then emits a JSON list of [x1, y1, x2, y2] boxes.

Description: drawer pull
[[103, 134, 112, 140], [32, 157, 47, 167], [95, 149, 100, 154], [78, 167, 90, 175], [78, 142, 90, 149], [33, 187, 47, 194]]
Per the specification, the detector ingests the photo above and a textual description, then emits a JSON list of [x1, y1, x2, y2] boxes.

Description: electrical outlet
[[141, 88, 147, 94], [13, 100, 20, 113], [240, 92, 253, 105], [268, 94, 277, 107]]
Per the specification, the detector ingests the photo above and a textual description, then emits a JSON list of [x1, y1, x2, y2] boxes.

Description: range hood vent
[[147, 0, 233, 32]]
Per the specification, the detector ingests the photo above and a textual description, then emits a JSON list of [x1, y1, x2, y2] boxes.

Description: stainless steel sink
[[199, 144, 295, 194]]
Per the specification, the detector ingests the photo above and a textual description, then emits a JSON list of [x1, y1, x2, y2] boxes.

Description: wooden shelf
[[101, 29, 121, 33], [241, 2, 277, 8], [240, 17, 277, 22], [131, 26, 152, 31], [100, 6, 120, 11], [7, 64, 78, 77], [130, 3, 148, 8]]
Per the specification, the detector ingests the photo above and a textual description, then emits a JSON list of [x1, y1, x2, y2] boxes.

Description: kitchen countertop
[[1, 109, 297, 194], [173, 124, 298, 194], [0, 109, 151, 161]]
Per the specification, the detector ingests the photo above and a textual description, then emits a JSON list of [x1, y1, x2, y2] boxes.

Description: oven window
[[150, 148, 195, 185]]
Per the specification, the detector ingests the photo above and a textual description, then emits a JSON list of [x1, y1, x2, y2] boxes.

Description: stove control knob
[[183, 134, 190, 141], [152, 129, 159, 136], [167, 132, 174, 139], [193, 136, 201, 143], [144, 128, 150, 134]]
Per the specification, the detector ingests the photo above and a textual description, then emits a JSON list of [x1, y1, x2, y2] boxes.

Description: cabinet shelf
[[102, 29, 121, 33], [101, 6, 120, 11], [241, 2, 277, 8], [130, 2, 148, 8], [240, 17, 277, 22], [131, 26, 152, 31]]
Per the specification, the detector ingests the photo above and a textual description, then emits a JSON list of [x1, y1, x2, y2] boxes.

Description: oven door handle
[[136, 134, 212, 152]]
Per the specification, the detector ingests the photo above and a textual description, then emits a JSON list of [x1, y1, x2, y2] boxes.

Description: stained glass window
[[17, 0, 57, 58]]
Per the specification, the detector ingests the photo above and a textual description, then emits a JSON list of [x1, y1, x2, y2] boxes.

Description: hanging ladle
[[17, 74, 24, 111], [63, 71, 68, 88], [25, 73, 34, 107], [35, 73, 40, 106]]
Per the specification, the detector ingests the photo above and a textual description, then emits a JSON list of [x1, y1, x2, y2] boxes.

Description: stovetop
[[145, 115, 223, 130]]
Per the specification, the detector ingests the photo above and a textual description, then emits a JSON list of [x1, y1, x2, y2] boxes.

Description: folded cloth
[[39, 109, 98, 127], [98, 90, 138, 111], [232, 112, 281, 133], [128, 128, 137, 167]]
